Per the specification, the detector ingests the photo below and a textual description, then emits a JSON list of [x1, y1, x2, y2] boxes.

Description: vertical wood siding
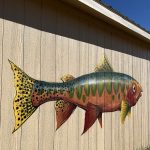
[[0, 0, 150, 150]]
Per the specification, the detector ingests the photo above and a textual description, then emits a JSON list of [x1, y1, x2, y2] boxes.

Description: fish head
[[126, 80, 142, 107]]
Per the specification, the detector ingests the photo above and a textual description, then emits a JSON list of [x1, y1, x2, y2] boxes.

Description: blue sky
[[102, 0, 150, 32]]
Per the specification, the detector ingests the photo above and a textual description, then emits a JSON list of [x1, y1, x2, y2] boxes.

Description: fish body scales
[[67, 72, 133, 111]]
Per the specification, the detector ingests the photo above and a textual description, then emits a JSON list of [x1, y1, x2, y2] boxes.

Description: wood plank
[[54, 36, 69, 150], [21, 26, 41, 150], [120, 37, 133, 150], [118, 36, 125, 150], [54, 6, 69, 150], [67, 11, 80, 150], [20, 0, 42, 149], [104, 31, 112, 150], [0, 0, 3, 116], [0, 0, 3, 146], [141, 46, 149, 148], [40, 32, 56, 149], [67, 39, 80, 150], [96, 29, 105, 150], [111, 34, 120, 150], [148, 49, 150, 146], [144, 48, 149, 147], [88, 24, 98, 150], [78, 17, 89, 150], [1, 0, 25, 149], [124, 38, 132, 150], [39, 1, 56, 149], [1, 20, 24, 150], [125, 37, 136, 149], [132, 41, 142, 149]]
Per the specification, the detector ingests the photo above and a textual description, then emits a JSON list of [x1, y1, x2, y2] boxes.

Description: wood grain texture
[[1, 20, 24, 150], [124, 38, 132, 150], [54, 20, 69, 150], [0, 0, 150, 150], [67, 9, 80, 150], [20, 0, 42, 149], [78, 16, 89, 150], [0, 1, 3, 147], [88, 23, 98, 150], [148, 48, 150, 146], [1, 0, 25, 148], [21, 27, 41, 150], [133, 43, 142, 150], [111, 34, 120, 150], [96, 28, 105, 150], [104, 31, 112, 150], [125, 39, 133, 149], [39, 1, 56, 149], [118, 35, 125, 150], [141, 47, 149, 148]]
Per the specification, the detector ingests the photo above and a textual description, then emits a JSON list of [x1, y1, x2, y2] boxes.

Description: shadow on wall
[[0, 0, 150, 61]]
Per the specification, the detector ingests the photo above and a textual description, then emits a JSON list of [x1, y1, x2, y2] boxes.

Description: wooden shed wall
[[0, 0, 150, 150]]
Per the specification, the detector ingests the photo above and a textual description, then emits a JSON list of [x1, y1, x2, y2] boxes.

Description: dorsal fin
[[60, 74, 74, 82], [94, 54, 113, 72]]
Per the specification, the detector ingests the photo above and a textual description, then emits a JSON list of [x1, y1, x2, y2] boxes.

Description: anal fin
[[82, 103, 100, 135], [98, 112, 102, 128], [55, 100, 76, 130]]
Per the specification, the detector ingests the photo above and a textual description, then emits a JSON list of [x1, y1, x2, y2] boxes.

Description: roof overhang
[[62, 0, 150, 45]]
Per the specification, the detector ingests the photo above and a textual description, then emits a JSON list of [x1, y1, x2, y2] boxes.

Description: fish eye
[[132, 84, 136, 93]]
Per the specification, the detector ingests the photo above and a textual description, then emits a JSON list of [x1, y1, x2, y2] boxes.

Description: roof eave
[[62, 0, 150, 44]]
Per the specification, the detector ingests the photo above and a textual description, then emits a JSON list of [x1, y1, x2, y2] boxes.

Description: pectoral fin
[[127, 107, 131, 117], [120, 100, 130, 124], [82, 103, 100, 135]]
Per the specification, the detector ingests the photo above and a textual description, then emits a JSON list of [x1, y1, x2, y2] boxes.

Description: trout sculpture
[[9, 55, 142, 134]]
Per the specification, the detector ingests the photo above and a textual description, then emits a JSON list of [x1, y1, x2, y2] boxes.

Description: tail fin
[[9, 60, 37, 133]]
